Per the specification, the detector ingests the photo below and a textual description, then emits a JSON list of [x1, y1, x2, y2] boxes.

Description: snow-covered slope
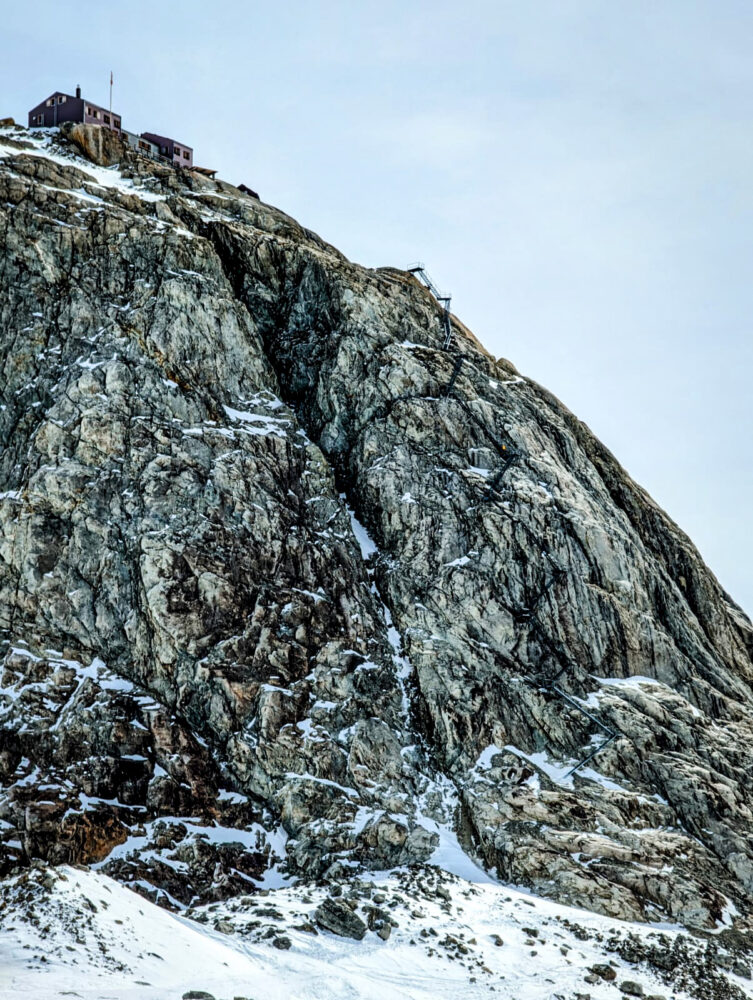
[[1, 863, 751, 1000]]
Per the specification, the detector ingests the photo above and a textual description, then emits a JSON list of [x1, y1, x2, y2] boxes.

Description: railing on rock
[[405, 258, 621, 782], [407, 263, 454, 350]]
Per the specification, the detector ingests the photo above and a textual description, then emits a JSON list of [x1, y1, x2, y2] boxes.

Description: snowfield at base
[[3, 863, 751, 1000]]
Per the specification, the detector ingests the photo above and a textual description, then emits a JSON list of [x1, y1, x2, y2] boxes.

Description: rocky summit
[[1, 121, 753, 991]]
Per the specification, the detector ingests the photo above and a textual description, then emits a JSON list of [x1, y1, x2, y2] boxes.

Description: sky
[[2, 1, 751, 614]]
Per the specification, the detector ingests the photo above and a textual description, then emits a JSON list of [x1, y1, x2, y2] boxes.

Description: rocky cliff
[[1, 122, 753, 936]]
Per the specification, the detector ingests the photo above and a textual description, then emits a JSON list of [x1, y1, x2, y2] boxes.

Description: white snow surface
[[5, 862, 749, 1000], [345, 501, 378, 559]]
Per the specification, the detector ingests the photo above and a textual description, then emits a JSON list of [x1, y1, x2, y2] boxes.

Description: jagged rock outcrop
[[1, 123, 753, 934]]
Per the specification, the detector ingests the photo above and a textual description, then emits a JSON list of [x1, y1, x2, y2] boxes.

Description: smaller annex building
[[140, 132, 193, 169]]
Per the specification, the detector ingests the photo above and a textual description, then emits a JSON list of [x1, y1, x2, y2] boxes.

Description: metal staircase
[[408, 263, 454, 349], [406, 259, 620, 780]]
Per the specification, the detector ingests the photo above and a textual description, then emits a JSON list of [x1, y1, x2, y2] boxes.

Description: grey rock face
[[0, 127, 435, 888], [1, 124, 753, 933]]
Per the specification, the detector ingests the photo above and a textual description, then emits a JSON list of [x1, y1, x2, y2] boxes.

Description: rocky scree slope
[[1, 124, 752, 935]]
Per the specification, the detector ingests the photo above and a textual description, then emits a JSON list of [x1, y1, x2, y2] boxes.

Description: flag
[[110, 71, 113, 86]]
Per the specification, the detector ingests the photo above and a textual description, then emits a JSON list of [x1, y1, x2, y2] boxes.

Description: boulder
[[314, 898, 367, 940]]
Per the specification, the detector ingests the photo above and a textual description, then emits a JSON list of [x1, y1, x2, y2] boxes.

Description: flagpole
[[109, 71, 113, 117]]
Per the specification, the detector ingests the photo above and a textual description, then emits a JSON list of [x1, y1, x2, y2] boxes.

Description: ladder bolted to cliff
[[407, 258, 621, 782]]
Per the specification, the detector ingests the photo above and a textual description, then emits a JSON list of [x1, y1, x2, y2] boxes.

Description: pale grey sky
[[3, 1, 751, 613]]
